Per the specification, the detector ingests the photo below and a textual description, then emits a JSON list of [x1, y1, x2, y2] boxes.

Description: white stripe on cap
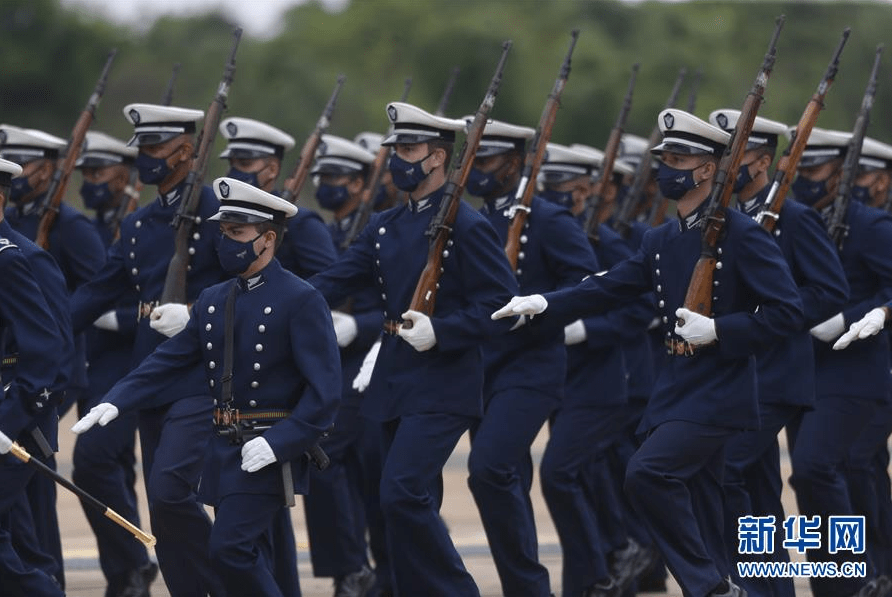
[[217, 205, 273, 221], [392, 127, 445, 137], [661, 135, 716, 154], [133, 125, 187, 134], [81, 151, 125, 163], [541, 163, 590, 176], [317, 156, 364, 171], [859, 156, 887, 170], [0, 148, 46, 159], [801, 148, 842, 158], [480, 140, 517, 150], [226, 140, 277, 155]]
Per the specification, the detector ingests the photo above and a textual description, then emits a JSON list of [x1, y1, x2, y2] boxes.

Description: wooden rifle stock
[[113, 63, 181, 241], [36, 49, 117, 249], [403, 42, 512, 324], [613, 67, 686, 237], [160, 27, 242, 305], [682, 15, 784, 318], [280, 75, 346, 205], [340, 77, 413, 250], [435, 66, 461, 117], [504, 30, 579, 270], [756, 29, 850, 233], [824, 44, 883, 249], [583, 62, 638, 245]]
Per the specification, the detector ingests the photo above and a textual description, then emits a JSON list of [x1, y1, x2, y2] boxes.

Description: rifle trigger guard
[[755, 210, 779, 224]]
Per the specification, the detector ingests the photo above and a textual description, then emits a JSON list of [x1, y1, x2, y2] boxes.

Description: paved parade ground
[[56, 408, 812, 597]]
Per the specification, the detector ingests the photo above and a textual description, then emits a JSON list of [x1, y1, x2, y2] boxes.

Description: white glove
[[330, 310, 359, 348], [241, 436, 277, 472], [353, 339, 381, 392], [398, 310, 437, 352], [564, 319, 587, 345], [810, 312, 845, 343], [93, 310, 119, 331], [149, 303, 190, 338], [674, 308, 717, 346], [71, 403, 120, 434], [491, 294, 548, 320], [833, 307, 888, 350], [0, 429, 11, 454]]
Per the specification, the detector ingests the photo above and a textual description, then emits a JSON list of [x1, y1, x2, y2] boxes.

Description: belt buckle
[[383, 320, 402, 335], [137, 301, 158, 321]]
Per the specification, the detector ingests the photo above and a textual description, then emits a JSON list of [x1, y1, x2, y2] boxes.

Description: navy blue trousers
[[73, 406, 148, 583], [139, 395, 224, 597], [381, 413, 479, 597], [304, 401, 370, 578], [541, 404, 628, 597], [0, 429, 64, 597], [845, 402, 892, 578], [624, 420, 736, 597], [724, 403, 800, 597], [788, 395, 876, 597], [211, 492, 290, 597], [468, 387, 555, 597]]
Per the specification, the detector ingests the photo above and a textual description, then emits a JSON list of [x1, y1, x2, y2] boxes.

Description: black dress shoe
[[585, 577, 621, 597], [709, 578, 747, 597], [334, 564, 377, 597], [610, 539, 656, 592]]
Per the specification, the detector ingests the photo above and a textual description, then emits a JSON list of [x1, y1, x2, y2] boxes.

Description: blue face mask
[[225, 166, 260, 188], [656, 162, 699, 201], [135, 152, 173, 185], [388, 152, 432, 192], [850, 184, 871, 204], [9, 176, 33, 203], [217, 232, 263, 275], [734, 162, 754, 193], [791, 176, 828, 206], [466, 167, 500, 198], [540, 188, 573, 209], [315, 183, 350, 211], [80, 180, 114, 210]]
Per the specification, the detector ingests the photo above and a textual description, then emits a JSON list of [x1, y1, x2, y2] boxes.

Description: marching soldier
[[463, 124, 599, 597], [0, 124, 106, 588], [790, 127, 892, 596], [69, 103, 228, 597], [0, 156, 73, 597], [850, 136, 892, 209], [219, 116, 337, 277], [710, 109, 849, 597], [74, 177, 341, 597], [536, 143, 654, 596], [305, 134, 383, 597], [494, 109, 805, 597], [310, 102, 519, 596], [70, 131, 158, 597], [218, 115, 339, 596]]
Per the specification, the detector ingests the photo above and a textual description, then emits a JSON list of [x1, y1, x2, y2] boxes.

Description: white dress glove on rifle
[[71, 403, 120, 434], [149, 303, 190, 338], [397, 310, 437, 352], [564, 319, 587, 346], [0, 429, 11, 454], [353, 339, 381, 392], [833, 307, 887, 350], [241, 436, 277, 472], [674, 308, 717, 346], [93, 310, 119, 332], [491, 294, 548, 320], [330, 310, 359, 348], [810, 312, 845, 343]]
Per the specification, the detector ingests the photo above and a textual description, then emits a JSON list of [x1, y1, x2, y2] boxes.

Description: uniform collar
[[737, 184, 771, 218], [677, 201, 709, 232], [336, 209, 358, 231], [15, 194, 45, 217], [407, 186, 445, 214], [158, 184, 184, 208], [482, 192, 514, 214], [236, 259, 282, 292]]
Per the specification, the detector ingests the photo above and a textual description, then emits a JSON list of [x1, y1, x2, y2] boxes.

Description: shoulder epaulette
[[0, 237, 19, 253]]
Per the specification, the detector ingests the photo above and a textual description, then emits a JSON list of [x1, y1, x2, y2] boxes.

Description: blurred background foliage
[[1, 0, 890, 208]]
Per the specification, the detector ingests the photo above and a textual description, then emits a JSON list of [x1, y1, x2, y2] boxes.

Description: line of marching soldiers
[[2, 47, 892, 597]]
